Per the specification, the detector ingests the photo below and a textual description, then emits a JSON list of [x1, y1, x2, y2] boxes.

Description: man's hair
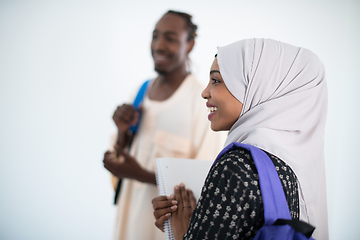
[[165, 10, 198, 41]]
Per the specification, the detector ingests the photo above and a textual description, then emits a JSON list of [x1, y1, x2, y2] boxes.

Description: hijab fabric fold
[[217, 38, 328, 239]]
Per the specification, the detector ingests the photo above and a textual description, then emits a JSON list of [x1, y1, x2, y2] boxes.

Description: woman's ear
[[187, 39, 195, 53]]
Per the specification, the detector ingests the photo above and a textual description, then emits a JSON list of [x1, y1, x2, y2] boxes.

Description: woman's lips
[[208, 111, 216, 120], [206, 103, 218, 120], [206, 102, 215, 108]]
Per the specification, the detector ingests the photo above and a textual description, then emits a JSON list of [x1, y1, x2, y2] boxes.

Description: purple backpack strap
[[215, 142, 315, 239], [214, 142, 291, 225]]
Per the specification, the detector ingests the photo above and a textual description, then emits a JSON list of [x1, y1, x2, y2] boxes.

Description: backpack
[[215, 142, 316, 240]]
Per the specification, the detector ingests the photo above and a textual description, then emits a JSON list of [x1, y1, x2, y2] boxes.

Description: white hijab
[[217, 38, 328, 239]]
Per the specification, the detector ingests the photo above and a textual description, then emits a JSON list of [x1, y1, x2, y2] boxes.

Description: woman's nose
[[201, 84, 210, 99]]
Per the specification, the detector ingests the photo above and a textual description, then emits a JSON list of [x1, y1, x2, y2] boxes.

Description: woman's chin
[[210, 123, 226, 132], [210, 123, 219, 132]]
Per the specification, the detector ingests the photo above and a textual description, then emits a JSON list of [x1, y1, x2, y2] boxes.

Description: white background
[[0, 0, 359, 239]]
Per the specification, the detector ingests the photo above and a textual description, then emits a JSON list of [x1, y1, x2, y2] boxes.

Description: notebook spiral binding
[[155, 160, 175, 240]]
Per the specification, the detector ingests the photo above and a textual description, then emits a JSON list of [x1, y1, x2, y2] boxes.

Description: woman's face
[[202, 58, 243, 131]]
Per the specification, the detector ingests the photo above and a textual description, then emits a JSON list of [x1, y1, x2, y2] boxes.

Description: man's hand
[[103, 146, 156, 184], [112, 104, 139, 133], [103, 147, 142, 179]]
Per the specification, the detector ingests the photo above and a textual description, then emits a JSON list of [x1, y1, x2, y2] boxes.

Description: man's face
[[151, 14, 190, 74]]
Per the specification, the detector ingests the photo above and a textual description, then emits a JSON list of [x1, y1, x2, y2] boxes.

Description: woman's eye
[[152, 34, 158, 40], [211, 78, 220, 84]]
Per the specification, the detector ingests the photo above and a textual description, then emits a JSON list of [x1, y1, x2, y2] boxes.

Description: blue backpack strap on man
[[129, 79, 151, 134], [114, 79, 151, 204], [214, 142, 316, 240]]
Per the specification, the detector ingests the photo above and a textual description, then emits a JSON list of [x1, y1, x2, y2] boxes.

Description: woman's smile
[[206, 102, 218, 120]]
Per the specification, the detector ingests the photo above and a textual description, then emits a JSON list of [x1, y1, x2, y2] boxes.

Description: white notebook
[[155, 158, 213, 240]]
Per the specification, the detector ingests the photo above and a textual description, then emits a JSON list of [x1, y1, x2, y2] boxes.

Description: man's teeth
[[154, 55, 166, 60], [209, 107, 218, 113]]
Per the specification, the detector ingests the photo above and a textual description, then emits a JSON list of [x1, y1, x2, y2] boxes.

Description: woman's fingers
[[152, 196, 178, 220], [155, 213, 171, 232], [171, 184, 195, 240], [152, 195, 177, 233], [187, 188, 197, 210], [152, 196, 168, 206], [152, 196, 175, 210], [153, 205, 177, 220], [174, 183, 195, 217], [174, 184, 182, 208], [180, 183, 190, 208]]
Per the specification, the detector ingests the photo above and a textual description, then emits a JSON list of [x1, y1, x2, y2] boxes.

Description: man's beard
[[154, 66, 168, 75]]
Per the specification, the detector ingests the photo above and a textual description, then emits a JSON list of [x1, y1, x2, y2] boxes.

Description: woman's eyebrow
[[210, 70, 220, 75]]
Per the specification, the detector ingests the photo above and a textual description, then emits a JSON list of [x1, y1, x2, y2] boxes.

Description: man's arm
[[104, 103, 156, 185]]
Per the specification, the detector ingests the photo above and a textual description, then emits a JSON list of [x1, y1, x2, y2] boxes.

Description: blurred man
[[103, 10, 226, 240]]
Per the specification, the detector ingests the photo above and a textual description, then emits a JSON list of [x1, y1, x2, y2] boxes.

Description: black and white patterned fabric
[[183, 147, 299, 240]]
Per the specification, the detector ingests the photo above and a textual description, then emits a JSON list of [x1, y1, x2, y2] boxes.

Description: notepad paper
[[155, 158, 213, 240]]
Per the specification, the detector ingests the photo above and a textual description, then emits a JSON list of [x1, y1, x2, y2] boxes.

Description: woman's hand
[[172, 183, 197, 240], [152, 195, 178, 232]]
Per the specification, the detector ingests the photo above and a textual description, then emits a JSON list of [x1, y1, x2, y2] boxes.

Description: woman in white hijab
[[152, 38, 328, 239]]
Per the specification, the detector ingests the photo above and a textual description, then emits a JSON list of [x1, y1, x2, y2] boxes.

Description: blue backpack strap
[[132, 79, 151, 109], [114, 79, 151, 205], [129, 79, 151, 134]]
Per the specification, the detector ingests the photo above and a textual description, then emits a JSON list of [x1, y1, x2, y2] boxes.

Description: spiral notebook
[[155, 158, 213, 240]]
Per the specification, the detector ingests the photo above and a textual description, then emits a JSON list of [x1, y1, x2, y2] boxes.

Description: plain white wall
[[0, 0, 359, 239]]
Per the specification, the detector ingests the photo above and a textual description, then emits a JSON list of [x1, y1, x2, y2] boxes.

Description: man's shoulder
[[182, 74, 207, 99], [186, 74, 205, 88]]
